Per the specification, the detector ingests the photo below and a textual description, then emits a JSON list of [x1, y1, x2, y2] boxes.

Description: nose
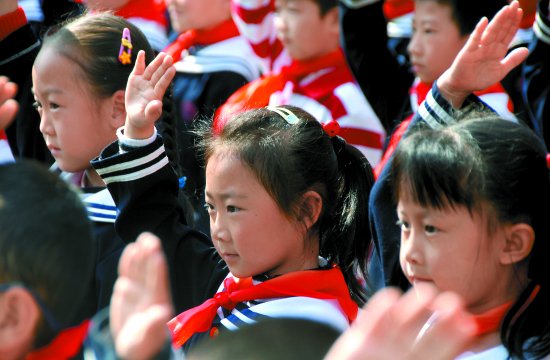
[[39, 111, 54, 137], [402, 229, 424, 266], [210, 212, 228, 244], [407, 32, 421, 58], [274, 11, 287, 34]]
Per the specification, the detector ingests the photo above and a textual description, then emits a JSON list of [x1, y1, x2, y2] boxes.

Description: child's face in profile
[[397, 189, 519, 314], [274, 0, 340, 61], [32, 47, 119, 173], [408, 1, 468, 83], [205, 151, 318, 278], [165, 0, 230, 33]]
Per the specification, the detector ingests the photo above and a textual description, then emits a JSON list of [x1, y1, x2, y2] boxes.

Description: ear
[[298, 191, 323, 231], [109, 90, 127, 129], [0, 288, 40, 358], [499, 223, 535, 265], [324, 7, 340, 37]]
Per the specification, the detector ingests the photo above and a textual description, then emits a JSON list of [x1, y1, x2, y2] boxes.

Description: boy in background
[[218, 0, 386, 167], [163, 0, 260, 233]]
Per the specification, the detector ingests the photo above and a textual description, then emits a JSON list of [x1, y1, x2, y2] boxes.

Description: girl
[[391, 117, 550, 358], [4, 9, 183, 316], [90, 48, 374, 350]]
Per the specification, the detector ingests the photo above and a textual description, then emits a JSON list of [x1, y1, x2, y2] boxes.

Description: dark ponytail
[[156, 83, 196, 227], [319, 136, 373, 305]]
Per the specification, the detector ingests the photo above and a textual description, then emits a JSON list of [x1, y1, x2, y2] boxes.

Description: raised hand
[[0, 76, 18, 131], [124, 51, 175, 139], [324, 284, 476, 360], [110, 232, 174, 360], [437, 0, 529, 108]]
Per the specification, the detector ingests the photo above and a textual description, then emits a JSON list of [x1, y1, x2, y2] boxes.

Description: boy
[[339, 0, 521, 291], [163, 0, 260, 233], [0, 161, 95, 358], [341, 0, 514, 177], [218, 0, 386, 167]]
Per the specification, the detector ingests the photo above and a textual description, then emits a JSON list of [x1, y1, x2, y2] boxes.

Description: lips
[[47, 143, 61, 156]]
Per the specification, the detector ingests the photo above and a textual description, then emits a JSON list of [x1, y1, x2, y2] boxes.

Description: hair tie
[[323, 120, 340, 138], [266, 106, 299, 124], [118, 27, 133, 65], [546, 154, 550, 169], [178, 176, 187, 189]]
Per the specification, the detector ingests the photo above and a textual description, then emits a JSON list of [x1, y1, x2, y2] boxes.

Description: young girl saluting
[[91, 48, 374, 349]]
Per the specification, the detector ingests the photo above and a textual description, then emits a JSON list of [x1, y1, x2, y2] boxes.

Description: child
[[1, 5, 182, 314], [351, 0, 528, 291], [391, 115, 550, 358], [80, 0, 169, 51], [522, 0, 550, 148], [91, 48, 374, 350], [216, 0, 386, 167], [162, 0, 260, 234], [0, 160, 95, 358], [340, 0, 515, 176]]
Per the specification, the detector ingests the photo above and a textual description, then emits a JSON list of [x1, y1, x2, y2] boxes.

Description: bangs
[[392, 127, 482, 212]]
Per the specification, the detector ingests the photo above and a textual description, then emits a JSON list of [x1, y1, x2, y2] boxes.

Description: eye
[[424, 225, 438, 235], [204, 203, 215, 213], [227, 205, 240, 213], [49, 102, 60, 110], [396, 219, 410, 232]]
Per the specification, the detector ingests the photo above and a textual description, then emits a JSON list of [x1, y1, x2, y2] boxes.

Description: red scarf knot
[[163, 19, 240, 62], [167, 267, 357, 348]]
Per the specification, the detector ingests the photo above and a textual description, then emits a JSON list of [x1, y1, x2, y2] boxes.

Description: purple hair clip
[[118, 27, 132, 65]]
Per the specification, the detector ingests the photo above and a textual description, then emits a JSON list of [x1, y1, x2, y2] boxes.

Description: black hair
[[0, 161, 95, 348], [391, 118, 550, 358], [315, 0, 338, 16], [416, 0, 508, 35], [199, 106, 373, 305]]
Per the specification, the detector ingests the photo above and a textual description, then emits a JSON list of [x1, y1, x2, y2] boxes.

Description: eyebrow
[[205, 190, 248, 201], [31, 87, 63, 96]]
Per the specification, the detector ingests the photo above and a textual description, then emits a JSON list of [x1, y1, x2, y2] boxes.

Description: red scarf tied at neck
[[167, 266, 358, 348], [163, 19, 240, 63], [213, 48, 348, 133], [25, 320, 90, 360]]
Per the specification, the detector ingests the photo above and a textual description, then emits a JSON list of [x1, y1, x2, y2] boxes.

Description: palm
[[111, 233, 173, 360], [438, 1, 529, 104], [125, 51, 175, 130]]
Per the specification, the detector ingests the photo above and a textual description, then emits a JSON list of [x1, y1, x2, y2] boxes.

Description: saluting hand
[[124, 51, 175, 140], [437, 0, 529, 108]]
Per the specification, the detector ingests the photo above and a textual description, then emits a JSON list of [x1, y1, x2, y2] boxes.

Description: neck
[[464, 331, 502, 354], [84, 168, 105, 188]]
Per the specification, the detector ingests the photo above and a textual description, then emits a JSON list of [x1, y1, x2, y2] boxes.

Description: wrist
[[124, 117, 155, 140], [435, 76, 470, 109]]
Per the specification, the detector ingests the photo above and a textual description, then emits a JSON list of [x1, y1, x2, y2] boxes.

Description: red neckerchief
[[472, 302, 513, 337], [164, 19, 240, 63], [167, 266, 358, 348], [25, 320, 90, 360], [373, 80, 512, 179], [115, 0, 167, 27], [383, 0, 414, 21], [213, 48, 347, 132], [0, 130, 7, 141]]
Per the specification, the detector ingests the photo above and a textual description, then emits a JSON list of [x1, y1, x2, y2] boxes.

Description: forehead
[[32, 47, 90, 95], [413, 0, 455, 22]]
